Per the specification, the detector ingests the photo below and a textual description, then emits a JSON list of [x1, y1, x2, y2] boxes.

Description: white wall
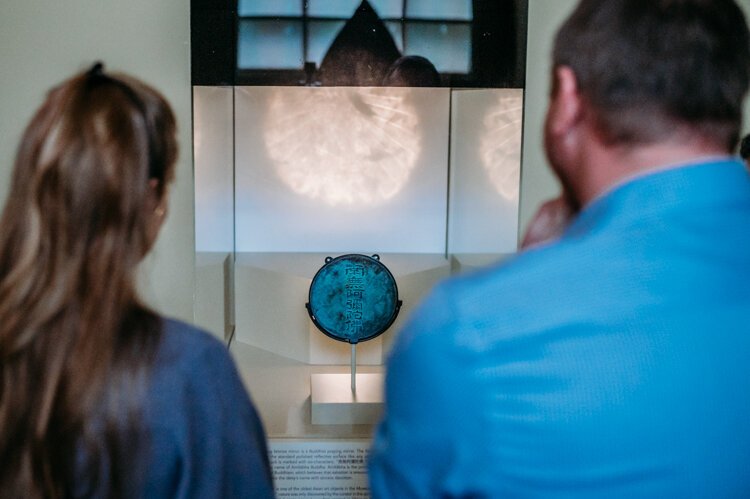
[[0, 0, 194, 322], [519, 0, 577, 234]]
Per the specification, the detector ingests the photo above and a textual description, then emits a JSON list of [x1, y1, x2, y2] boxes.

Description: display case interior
[[193, 84, 523, 438]]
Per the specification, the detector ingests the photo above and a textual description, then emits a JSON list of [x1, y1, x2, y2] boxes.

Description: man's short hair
[[553, 0, 750, 150]]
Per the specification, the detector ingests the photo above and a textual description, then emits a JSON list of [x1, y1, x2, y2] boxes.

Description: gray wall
[[519, 0, 577, 234], [0, 0, 194, 322]]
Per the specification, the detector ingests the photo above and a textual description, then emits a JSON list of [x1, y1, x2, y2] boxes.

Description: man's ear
[[547, 66, 582, 136]]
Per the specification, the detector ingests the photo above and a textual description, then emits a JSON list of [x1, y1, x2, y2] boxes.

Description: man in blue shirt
[[368, 1, 750, 497]]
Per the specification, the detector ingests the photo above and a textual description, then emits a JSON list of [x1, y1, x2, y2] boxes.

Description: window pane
[[308, 21, 346, 66], [307, 0, 359, 18], [369, 0, 404, 18], [385, 21, 403, 52], [308, 0, 402, 19], [237, 20, 303, 69], [406, 0, 472, 20], [238, 0, 302, 17], [405, 22, 471, 73]]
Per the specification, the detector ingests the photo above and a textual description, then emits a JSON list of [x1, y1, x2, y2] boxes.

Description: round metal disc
[[307, 254, 401, 344]]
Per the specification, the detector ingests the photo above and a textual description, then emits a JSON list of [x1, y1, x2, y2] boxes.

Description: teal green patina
[[307, 254, 401, 344]]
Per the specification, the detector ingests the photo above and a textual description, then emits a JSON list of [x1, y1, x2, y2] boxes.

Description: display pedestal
[[310, 373, 384, 425]]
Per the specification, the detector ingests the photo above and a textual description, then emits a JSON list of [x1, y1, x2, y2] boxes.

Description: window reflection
[[236, 0, 473, 77]]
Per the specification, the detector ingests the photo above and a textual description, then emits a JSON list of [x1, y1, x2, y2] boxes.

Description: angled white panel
[[449, 88, 523, 254], [193, 86, 234, 253]]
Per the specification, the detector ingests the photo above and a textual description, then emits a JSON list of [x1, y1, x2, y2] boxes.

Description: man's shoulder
[[442, 241, 591, 307], [399, 242, 592, 349]]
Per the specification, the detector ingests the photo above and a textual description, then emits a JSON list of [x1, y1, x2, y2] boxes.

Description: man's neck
[[572, 133, 730, 207]]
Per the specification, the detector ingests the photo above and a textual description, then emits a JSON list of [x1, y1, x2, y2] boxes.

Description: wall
[[0, 0, 194, 322], [518, 0, 577, 233]]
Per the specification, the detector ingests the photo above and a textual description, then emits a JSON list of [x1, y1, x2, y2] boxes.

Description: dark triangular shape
[[318, 0, 402, 86]]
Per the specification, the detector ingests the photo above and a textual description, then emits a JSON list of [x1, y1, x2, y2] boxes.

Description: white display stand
[[230, 252, 448, 432], [310, 373, 384, 425], [230, 339, 384, 439]]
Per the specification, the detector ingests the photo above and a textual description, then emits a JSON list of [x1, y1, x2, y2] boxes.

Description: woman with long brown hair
[[0, 64, 274, 498]]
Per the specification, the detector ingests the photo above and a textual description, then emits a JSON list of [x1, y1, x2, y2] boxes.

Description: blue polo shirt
[[369, 159, 750, 498]]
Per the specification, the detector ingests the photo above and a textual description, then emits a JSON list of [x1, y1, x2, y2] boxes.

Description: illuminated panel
[[480, 91, 523, 201], [263, 87, 420, 206], [193, 87, 234, 252], [449, 89, 523, 254], [234, 86, 450, 253]]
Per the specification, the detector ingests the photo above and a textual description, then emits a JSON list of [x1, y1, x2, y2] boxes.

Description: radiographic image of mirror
[[480, 90, 523, 202], [263, 87, 421, 206], [234, 86, 449, 254]]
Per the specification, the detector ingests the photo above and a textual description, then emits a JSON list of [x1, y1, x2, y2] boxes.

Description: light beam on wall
[[263, 87, 421, 207], [480, 90, 523, 201]]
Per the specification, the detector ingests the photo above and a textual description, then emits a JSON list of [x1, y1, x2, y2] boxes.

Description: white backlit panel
[[235, 86, 450, 253], [448, 89, 523, 254], [264, 88, 420, 205], [481, 90, 523, 201]]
